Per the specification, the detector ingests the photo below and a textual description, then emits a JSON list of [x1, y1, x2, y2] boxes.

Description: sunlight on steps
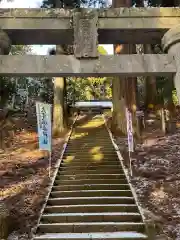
[[33, 115, 148, 240], [70, 132, 89, 140]]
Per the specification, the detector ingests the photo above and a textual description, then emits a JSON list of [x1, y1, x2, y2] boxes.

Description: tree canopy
[[41, 0, 108, 8], [0, 45, 31, 108]]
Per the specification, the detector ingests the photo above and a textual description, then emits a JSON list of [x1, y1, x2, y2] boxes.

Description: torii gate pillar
[[0, 30, 11, 55], [162, 25, 180, 105]]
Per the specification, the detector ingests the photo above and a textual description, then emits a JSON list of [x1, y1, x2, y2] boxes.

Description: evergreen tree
[[41, 0, 107, 8], [0, 45, 31, 108]]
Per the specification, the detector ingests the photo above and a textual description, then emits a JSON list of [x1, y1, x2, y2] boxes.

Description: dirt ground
[[0, 113, 69, 239], [2, 112, 180, 239], [113, 117, 180, 240]]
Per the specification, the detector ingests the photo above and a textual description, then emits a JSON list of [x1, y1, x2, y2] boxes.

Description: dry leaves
[[0, 114, 66, 239], [116, 130, 180, 239]]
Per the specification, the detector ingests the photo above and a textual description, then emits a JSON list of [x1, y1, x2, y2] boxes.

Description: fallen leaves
[[116, 129, 180, 239], [0, 114, 66, 239]]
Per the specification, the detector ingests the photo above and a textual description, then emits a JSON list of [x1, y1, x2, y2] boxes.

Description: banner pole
[[49, 151, 51, 179], [128, 150, 133, 177], [126, 107, 133, 177]]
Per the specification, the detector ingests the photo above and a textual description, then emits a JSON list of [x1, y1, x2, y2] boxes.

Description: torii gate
[[0, 8, 180, 103]]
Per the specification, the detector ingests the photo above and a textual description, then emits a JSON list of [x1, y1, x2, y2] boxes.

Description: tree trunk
[[143, 44, 157, 109], [112, 75, 127, 135], [53, 76, 67, 135], [162, 0, 180, 6], [52, 1, 68, 136], [127, 44, 140, 139], [111, 0, 127, 135], [159, 0, 178, 133], [111, 43, 127, 135], [173, 0, 180, 5], [111, 0, 139, 139], [135, 0, 144, 6]]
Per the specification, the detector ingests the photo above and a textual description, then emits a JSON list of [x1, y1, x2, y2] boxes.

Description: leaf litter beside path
[[0, 114, 71, 239], [116, 130, 180, 240]]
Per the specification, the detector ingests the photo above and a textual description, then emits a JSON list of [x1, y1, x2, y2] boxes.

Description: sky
[[0, 0, 113, 55]]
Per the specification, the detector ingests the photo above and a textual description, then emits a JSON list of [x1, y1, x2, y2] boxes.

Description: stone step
[[60, 162, 120, 167], [34, 117, 148, 240], [69, 134, 110, 137], [67, 145, 114, 149], [67, 142, 113, 146], [59, 165, 121, 171], [67, 141, 113, 145], [48, 197, 135, 205], [61, 160, 120, 166], [66, 144, 114, 148], [68, 135, 111, 138], [68, 138, 112, 141], [68, 136, 112, 140], [52, 184, 130, 191], [34, 231, 148, 239], [71, 133, 109, 135], [41, 212, 142, 223], [56, 174, 125, 180], [66, 146, 115, 150], [70, 134, 110, 136], [63, 153, 117, 158], [59, 169, 123, 175], [71, 134, 108, 136], [70, 135, 109, 137], [54, 179, 128, 185], [62, 157, 119, 161], [62, 157, 118, 163], [50, 190, 132, 198], [65, 150, 116, 154], [44, 204, 138, 213], [37, 222, 145, 233], [63, 154, 117, 158]]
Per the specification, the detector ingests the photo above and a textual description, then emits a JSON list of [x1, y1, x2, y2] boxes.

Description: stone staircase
[[34, 115, 148, 240]]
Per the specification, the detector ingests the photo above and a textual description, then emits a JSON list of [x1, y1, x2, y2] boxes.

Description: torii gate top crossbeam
[[0, 54, 175, 77], [1, 7, 180, 44]]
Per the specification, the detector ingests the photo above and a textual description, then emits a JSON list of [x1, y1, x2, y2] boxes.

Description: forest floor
[[0, 111, 76, 239], [2, 111, 180, 239], [107, 115, 180, 240]]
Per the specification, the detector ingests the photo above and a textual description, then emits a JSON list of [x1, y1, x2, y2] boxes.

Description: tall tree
[[0, 45, 31, 109], [41, 0, 107, 8], [111, 0, 139, 138], [136, 0, 158, 111], [43, 0, 71, 136], [48, 45, 68, 136], [136, 0, 178, 134]]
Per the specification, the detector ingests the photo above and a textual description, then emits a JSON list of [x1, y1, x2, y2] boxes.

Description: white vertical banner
[[36, 102, 52, 151], [36, 102, 52, 177], [126, 108, 134, 176], [126, 108, 134, 152]]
